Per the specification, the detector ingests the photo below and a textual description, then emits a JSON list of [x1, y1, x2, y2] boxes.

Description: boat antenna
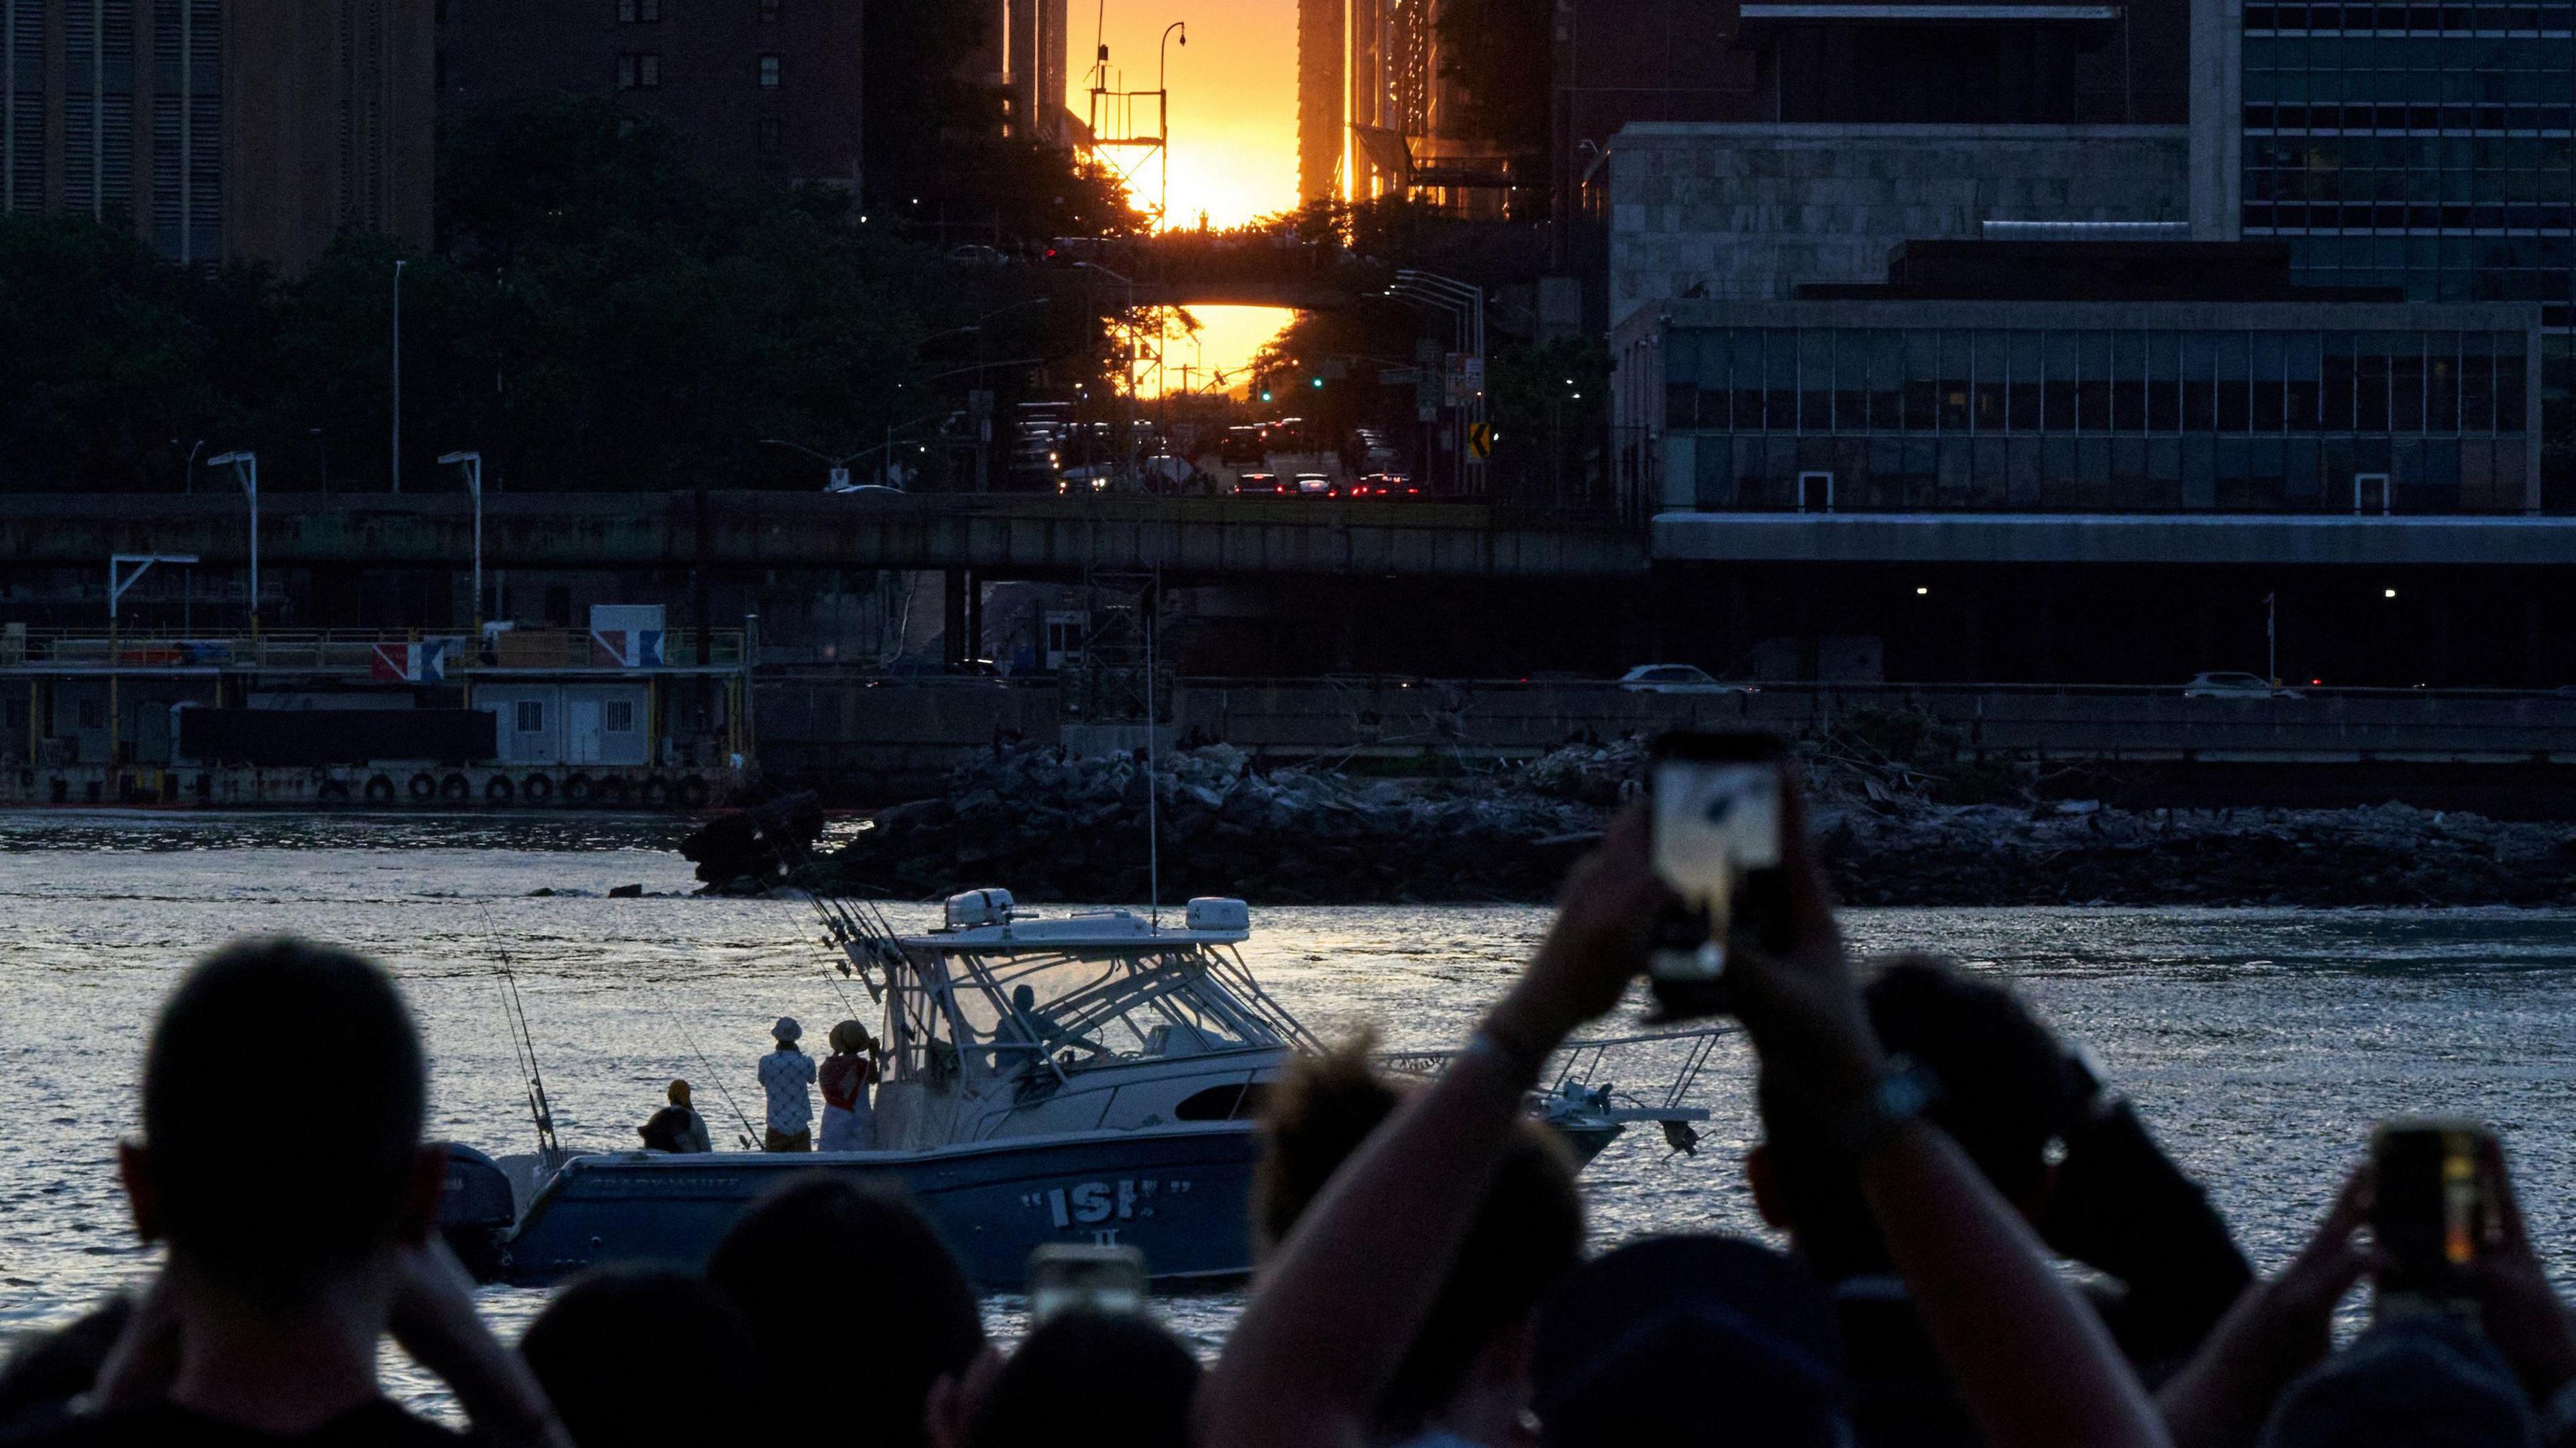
[[479, 906, 561, 1159], [1146, 565, 1161, 927]]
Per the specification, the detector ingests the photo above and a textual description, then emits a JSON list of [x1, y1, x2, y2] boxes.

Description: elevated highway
[[0, 492, 1648, 581]]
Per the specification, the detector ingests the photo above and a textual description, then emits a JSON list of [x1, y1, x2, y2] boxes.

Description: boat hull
[[492, 1122, 1259, 1290]]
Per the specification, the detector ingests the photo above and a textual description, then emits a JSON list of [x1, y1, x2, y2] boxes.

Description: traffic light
[[1258, 388, 1273, 402], [1310, 376, 1324, 389]]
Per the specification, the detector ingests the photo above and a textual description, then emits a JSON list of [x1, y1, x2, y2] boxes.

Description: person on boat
[[818, 1021, 881, 1152], [759, 1017, 817, 1152], [637, 1079, 712, 1154], [998, 983, 1103, 1073]]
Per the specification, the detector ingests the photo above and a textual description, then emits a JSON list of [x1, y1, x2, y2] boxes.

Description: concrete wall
[[1607, 121, 2192, 322], [747, 675, 2576, 801]]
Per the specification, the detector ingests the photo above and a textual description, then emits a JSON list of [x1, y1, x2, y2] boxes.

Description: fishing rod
[[478, 907, 562, 1159], [657, 990, 763, 1150]]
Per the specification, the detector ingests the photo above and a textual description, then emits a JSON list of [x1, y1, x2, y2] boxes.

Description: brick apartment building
[[434, 0, 865, 192]]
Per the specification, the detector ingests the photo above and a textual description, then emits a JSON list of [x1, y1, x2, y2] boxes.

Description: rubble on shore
[[802, 735, 2576, 908]]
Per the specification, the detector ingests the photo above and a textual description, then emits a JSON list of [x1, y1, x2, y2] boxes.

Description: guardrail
[[2, 629, 748, 673]]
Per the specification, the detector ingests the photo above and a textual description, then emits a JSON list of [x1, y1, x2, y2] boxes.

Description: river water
[[5, 813, 2576, 1418]]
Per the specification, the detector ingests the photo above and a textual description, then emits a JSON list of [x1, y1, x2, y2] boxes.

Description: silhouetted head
[[1752, 954, 2081, 1280], [668, 1078, 692, 1105], [124, 938, 435, 1304], [1536, 1236, 1849, 1447], [1254, 1035, 1583, 1437], [1012, 985, 1036, 1013], [521, 1267, 760, 1448], [967, 1311, 1199, 1448], [708, 1178, 983, 1448], [2259, 1313, 2538, 1448]]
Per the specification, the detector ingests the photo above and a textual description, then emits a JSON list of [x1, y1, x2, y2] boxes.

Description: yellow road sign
[[1468, 421, 1493, 459]]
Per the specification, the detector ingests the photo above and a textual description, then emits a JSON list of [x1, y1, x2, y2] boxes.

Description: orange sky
[[1071, 0, 1302, 230], [1073, 0, 1303, 392]]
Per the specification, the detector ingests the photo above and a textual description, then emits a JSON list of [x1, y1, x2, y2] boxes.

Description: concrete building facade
[[1608, 123, 2194, 311], [435, 0, 864, 191], [0, 0, 433, 272]]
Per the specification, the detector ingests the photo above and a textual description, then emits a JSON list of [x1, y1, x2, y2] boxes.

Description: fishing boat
[[445, 886, 1723, 1290]]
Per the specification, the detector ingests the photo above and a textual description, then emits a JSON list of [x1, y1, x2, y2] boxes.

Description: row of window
[[2247, 135, 2576, 183], [1684, 434, 2531, 514], [616, 0, 784, 19], [2244, 105, 2576, 131], [619, 52, 782, 87], [1660, 329, 2530, 437], [2249, 3, 2576, 29], [2243, 203, 2576, 229], [2248, 35, 2575, 72]]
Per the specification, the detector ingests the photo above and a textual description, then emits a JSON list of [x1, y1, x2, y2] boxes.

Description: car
[[1617, 664, 1754, 694], [2182, 671, 2303, 698], [1345, 472, 1421, 500], [1232, 472, 1289, 498], [1291, 473, 1338, 499]]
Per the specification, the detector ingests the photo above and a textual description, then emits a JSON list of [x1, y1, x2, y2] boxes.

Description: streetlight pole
[[439, 451, 484, 638], [1158, 22, 1186, 225], [391, 259, 407, 492], [207, 452, 258, 636], [2266, 592, 2277, 686], [1077, 262, 1143, 488]]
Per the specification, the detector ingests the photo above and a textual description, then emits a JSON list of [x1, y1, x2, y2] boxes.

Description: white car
[[2182, 671, 2302, 698], [1617, 664, 1753, 694]]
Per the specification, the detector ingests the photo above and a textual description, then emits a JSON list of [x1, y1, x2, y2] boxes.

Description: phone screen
[[1646, 732, 1786, 1019], [1028, 1243, 1147, 1324], [2369, 1119, 2498, 1312]]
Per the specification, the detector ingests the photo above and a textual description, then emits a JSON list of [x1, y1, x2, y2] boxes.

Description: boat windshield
[[927, 944, 1285, 1080]]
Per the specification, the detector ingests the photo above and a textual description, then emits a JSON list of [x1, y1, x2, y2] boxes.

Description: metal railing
[[3, 628, 747, 673]]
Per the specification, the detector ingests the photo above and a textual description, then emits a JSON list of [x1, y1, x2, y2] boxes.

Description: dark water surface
[[5, 812, 2576, 1417]]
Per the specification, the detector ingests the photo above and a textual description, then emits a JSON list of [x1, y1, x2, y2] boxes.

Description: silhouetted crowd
[[3, 772, 2574, 1447]]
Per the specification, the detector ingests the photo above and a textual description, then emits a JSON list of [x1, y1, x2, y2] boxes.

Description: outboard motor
[[436, 1142, 518, 1281]]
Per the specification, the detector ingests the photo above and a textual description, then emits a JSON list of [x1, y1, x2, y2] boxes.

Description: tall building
[[436, 0, 865, 191], [1298, 0, 1344, 202], [0, 0, 433, 272], [1011, 0, 1070, 145]]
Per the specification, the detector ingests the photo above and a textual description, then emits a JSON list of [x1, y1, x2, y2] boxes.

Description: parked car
[[2182, 671, 2302, 698], [1232, 472, 1289, 498], [1292, 473, 1338, 498], [1617, 664, 1754, 694]]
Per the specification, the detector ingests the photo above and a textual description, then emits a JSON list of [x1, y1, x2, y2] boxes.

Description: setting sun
[[1071, 0, 1299, 231]]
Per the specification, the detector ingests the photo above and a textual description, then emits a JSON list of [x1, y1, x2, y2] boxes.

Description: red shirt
[[819, 1052, 875, 1110]]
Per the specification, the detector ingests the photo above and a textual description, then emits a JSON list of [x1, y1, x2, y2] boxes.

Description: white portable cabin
[[477, 682, 649, 766]]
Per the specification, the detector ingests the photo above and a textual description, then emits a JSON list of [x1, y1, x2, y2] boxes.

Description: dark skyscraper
[[1, 0, 433, 272]]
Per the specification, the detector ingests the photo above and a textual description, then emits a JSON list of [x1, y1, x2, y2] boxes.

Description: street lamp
[[392, 259, 407, 492], [1159, 22, 1186, 221], [206, 451, 258, 634], [439, 451, 484, 637]]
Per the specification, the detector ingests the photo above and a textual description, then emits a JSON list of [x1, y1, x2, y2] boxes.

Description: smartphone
[[1646, 731, 1788, 1021], [2369, 1118, 2500, 1315], [1028, 1242, 1147, 1325]]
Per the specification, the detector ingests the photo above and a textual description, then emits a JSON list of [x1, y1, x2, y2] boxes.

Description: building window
[[759, 54, 782, 87], [639, 53, 661, 87], [759, 0, 782, 17], [605, 700, 636, 732], [758, 117, 784, 151], [517, 701, 545, 734], [618, 53, 636, 88], [618, 0, 659, 19]]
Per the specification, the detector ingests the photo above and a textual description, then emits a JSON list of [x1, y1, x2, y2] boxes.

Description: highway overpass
[[0, 492, 1649, 581]]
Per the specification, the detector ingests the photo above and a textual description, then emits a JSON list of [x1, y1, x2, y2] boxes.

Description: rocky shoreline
[[800, 738, 2576, 909]]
